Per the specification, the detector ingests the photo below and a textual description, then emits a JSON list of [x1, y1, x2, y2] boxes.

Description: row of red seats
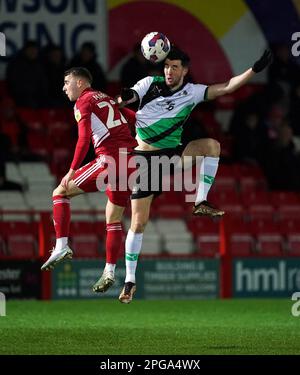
[[0, 235, 104, 258], [1, 230, 298, 258], [18, 107, 76, 159], [0, 221, 108, 258], [147, 203, 300, 221], [188, 216, 300, 257], [140, 189, 300, 219], [195, 233, 300, 257], [188, 216, 300, 235]]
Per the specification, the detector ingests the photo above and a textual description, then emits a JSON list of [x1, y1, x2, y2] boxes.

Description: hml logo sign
[[0, 33, 6, 56], [234, 259, 300, 297], [0, 292, 6, 316]]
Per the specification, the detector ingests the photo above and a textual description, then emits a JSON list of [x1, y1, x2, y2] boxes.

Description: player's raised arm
[[206, 50, 273, 100]]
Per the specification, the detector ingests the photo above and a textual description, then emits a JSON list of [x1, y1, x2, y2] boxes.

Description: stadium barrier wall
[[2, 211, 299, 299]]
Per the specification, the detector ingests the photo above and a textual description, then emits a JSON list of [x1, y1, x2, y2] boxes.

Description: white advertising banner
[[0, 0, 107, 78]]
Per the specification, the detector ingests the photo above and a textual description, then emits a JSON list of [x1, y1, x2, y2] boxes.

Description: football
[[141, 32, 171, 63]]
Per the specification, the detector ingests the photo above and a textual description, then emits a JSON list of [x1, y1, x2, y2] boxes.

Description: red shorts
[[73, 152, 135, 207]]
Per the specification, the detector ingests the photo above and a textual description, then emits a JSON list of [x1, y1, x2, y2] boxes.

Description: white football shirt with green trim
[[131, 76, 207, 149]]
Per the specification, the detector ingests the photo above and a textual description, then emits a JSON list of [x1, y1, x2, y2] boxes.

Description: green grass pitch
[[1, 299, 299, 355]]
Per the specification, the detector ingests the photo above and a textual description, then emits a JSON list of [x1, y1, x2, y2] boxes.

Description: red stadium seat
[[250, 219, 279, 235], [0, 236, 6, 256], [17, 108, 43, 131], [239, 176, 268, 193], [152, 191, 186, 218], [256, 234, 283, 256], [234, 163, 265, 178], [187, 217, 220, 237], [277, 205, 300, 220], [279, 219, 300, 255], [2, 222, 38, 257], [241, 191, 271, 206], [51, 148, 73, 178], [217, 164, 234, 178], [215, 93, 235, 110], [210, 190, 241, 205], [154, 204, 186, 218], [0, 120, 21, 147], [220, 135, 234, 159], [196, 234, 220, 257], [286, 235, 300, 255], [230, 234, 254, 256], [222, 204, 245, 220], [48, 121, 72, 146], [249, 219, 283, 255], [7, 235, 37, 257], [279, 219, 300, 235], [215, 84, 264, 109], [270, 191, 300, 207], [70, 221, 96, 236], [39, 108, 71, 124], [72, 234, 100, 257], [212, 176, 237, 192], [3, 222, 38, 236], [154, 191, 184, 205], [226, 218, 254, 256], [27, 132, 51, 157], [248, 205, 275, 220]]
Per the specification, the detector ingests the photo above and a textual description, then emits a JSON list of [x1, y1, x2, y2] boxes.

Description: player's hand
[[252, 50, 273, 73], [60, 169, 75, 190], [114, 94, 124, 107]]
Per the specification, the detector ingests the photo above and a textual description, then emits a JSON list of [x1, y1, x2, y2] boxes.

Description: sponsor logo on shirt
[[75, 109, 81, 122]]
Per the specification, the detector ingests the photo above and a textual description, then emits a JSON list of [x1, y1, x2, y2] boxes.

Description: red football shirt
[[71, 88, 137, 170]]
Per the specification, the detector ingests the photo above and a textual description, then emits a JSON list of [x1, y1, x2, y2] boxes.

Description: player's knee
[[106, 211, 123, 224], [52, 185, 66, 197], [206, 138, 220, 157], [131, 219, 147, 233]]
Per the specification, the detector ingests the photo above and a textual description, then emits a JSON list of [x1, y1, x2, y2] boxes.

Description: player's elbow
[[222, 81, 234, 95]]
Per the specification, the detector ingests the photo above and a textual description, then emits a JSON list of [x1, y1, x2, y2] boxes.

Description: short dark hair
[[64, 67, 93, 84], [166, 46, 190, 67]]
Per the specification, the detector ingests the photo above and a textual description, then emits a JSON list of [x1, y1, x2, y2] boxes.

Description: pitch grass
[[0, 299, 299, 355]]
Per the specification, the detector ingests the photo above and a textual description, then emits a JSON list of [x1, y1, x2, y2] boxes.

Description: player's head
[[63, 67, 93, 101], [164, 46, 190, 90]]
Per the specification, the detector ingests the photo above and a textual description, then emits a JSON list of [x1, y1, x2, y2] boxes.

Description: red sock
[[52, 195, 70, 238], [106, 222, 123, 264]]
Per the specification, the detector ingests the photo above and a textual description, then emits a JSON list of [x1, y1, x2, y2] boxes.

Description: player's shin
[[125, 229, 143, 283], [105, 222, 123, 274], [52, 195, 70, 250], [195, 157, 219, 205]]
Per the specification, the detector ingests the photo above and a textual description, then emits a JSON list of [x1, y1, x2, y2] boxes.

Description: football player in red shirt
[[41, 67, 137, 294]]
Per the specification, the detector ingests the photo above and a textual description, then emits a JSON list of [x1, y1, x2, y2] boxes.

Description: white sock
[[55, 237, 68, 251], [195, 157, 219, 205], [125, 229, 143, 283], [104, 263, 116, 274]]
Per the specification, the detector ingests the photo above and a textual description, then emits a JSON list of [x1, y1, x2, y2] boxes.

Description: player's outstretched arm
[[206, 49, 273, 100], [116, 88, 139, 107]]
